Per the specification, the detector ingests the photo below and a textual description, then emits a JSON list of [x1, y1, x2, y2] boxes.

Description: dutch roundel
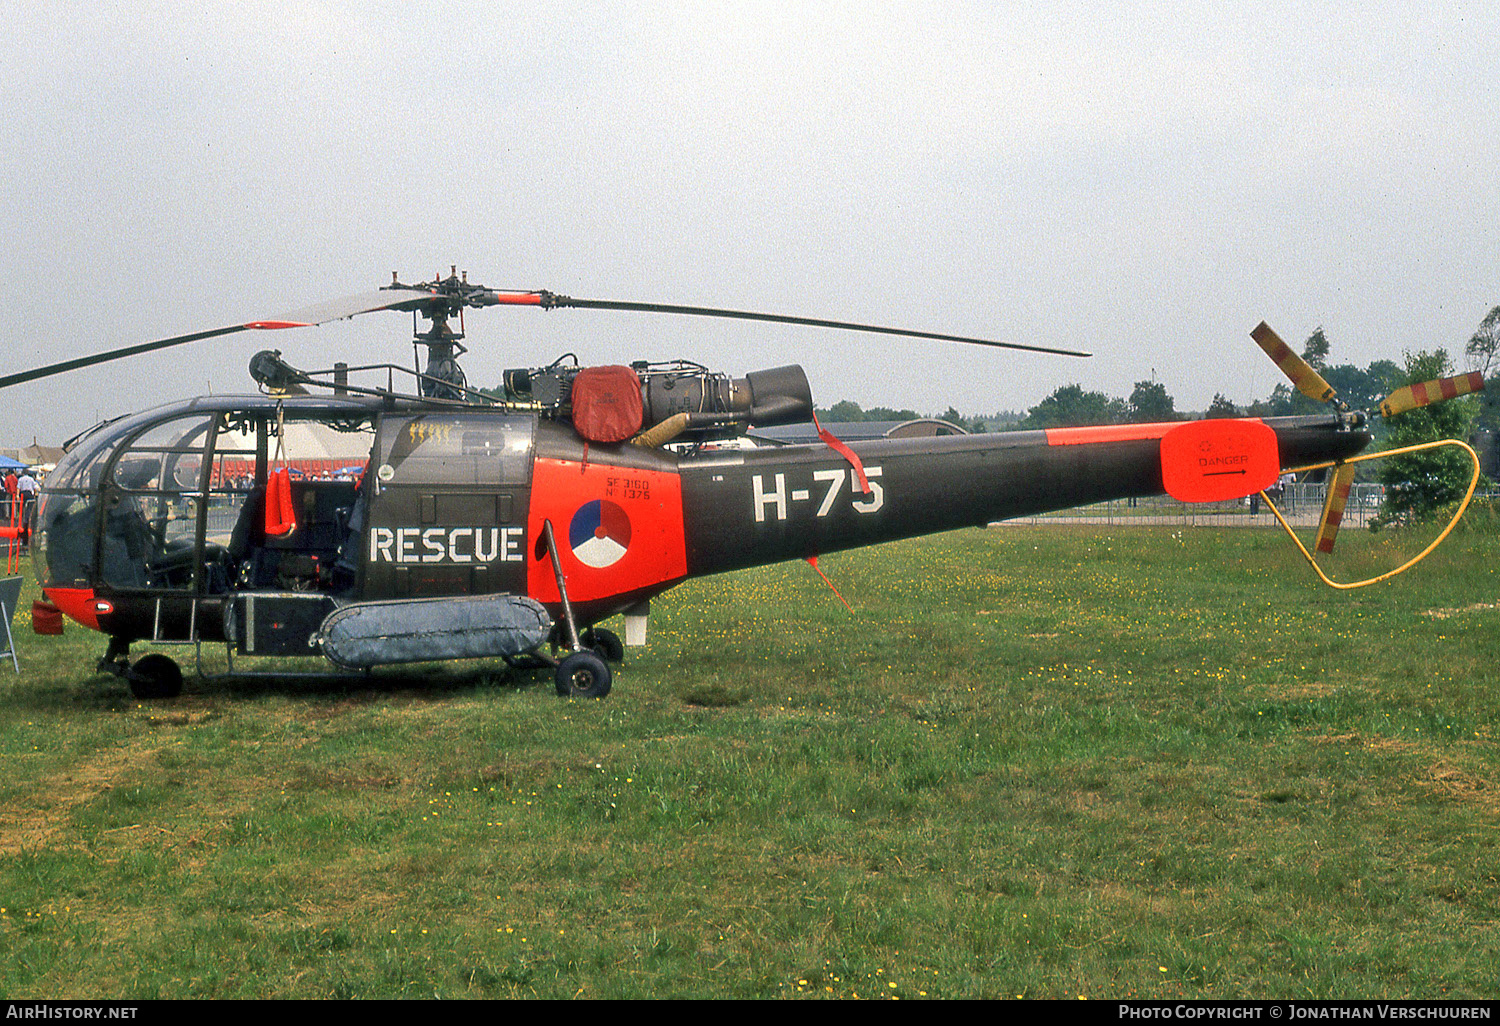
[[569, 499, 633, 568]]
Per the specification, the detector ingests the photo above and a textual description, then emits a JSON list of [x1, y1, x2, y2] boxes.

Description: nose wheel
[[99, 639, 184, 699], [127, 653, 183, 699]]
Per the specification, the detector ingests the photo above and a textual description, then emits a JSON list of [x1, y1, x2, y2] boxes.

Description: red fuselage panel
[[526, 457, 687, 604]]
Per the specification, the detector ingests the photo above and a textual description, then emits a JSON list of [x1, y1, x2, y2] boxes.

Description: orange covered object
[[265, 468, 296, 536], [569, 365, 644, 443]]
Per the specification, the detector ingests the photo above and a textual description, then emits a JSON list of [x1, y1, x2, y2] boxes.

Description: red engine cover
[[570, 365, 644, 443]]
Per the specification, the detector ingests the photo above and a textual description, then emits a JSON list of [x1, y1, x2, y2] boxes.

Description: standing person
[[2, 470, 15, 526], [1279, 472, 1297, 513], [16, 471, 37, 543]]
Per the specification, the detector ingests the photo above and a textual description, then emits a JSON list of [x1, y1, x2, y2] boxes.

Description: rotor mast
[[393, 267, 475, 401]]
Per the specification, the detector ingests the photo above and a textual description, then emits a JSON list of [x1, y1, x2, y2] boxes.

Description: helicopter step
[[312, 593, 552, 671]]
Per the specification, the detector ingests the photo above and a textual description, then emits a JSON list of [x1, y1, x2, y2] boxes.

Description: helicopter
[[6, 269, 1482, 700]]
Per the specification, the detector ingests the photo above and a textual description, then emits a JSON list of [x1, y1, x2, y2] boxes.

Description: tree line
[[1008, 326, 1405, 432]]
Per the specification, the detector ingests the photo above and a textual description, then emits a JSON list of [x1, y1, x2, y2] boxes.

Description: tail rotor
[[1251, 322, 1484, 580]]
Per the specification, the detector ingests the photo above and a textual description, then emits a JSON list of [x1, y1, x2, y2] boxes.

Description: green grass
[[1, 522, 1498, 999]]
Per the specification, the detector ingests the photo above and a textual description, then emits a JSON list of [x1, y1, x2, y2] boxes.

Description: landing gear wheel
[[128, 653, 183, 700], [554, 650, 612, 698], [580, 626, 625, 663]]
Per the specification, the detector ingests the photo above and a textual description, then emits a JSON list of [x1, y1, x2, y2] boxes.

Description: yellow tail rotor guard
[[1262, 438, 1481, 590]]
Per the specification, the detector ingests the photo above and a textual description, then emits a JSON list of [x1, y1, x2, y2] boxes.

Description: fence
[[1005, 482, 1388, 528]]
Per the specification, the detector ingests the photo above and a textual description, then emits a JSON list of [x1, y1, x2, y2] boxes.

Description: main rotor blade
[[0, 289, 436, 391], [245, 288, 438, 328], [1250, 322, 1336, 402], [1379, 372, 1484, 417], [483, 291, 1091, 358]]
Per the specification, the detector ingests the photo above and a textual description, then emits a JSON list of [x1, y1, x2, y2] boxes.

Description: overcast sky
[[2, 1, 1496, 443]]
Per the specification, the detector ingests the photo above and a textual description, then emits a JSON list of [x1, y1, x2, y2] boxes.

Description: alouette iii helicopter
[[6, 269, 1483, 700]]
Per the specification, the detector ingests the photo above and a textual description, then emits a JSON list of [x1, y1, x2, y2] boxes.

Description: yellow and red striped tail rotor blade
[[1251, 322, 1337, 402], [1379, 372, 1485, 417], [1314, 462, 1357, 555]]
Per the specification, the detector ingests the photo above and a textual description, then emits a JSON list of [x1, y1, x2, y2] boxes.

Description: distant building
[[0, 443, 66, 470], [748, 418, 969, 446]]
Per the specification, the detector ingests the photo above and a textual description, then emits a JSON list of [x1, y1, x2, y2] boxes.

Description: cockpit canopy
[[35, 395, 382, 594]]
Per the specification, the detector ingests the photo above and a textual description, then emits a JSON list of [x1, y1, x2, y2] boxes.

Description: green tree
[[1245, 382, 1301, 418], [1463, 305, 1500, 378], [1302, 326, 1331, 370], [936, 405, 983, 432], [933, 407, 986, 433], [1463, 306, 1500, 437], [1372, 349, 1481, 528], [1019, 384, 1126, 428], [819, 400, 865, 422], [1127, 380, 1177, 423], [865, 406, 920, 422], [1205, 393, 1239, 418]]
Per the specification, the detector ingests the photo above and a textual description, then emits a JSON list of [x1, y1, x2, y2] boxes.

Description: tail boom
[[680, 415, 1369, 576]]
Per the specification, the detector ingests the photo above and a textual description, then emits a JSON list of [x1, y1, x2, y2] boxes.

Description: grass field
[[1, 521, 1497, 999]]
